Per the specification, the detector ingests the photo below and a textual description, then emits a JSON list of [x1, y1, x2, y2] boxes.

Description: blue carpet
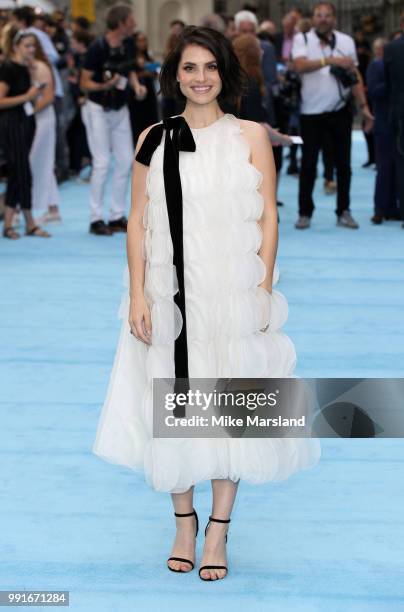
[[1, 132, 403, 611]]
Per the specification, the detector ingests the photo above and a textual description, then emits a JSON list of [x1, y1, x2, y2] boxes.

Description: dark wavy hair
[[159, 25, 246, 105]]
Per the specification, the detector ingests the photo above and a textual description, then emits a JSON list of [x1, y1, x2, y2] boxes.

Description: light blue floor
[[1, 133, 404, 612]]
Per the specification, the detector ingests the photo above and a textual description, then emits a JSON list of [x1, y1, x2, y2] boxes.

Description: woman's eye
[[182, 65, 217, 72]]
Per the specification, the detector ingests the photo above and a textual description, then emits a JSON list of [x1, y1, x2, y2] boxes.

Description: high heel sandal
[[167, 508, 199, 572], [199, 516, 231, 581]]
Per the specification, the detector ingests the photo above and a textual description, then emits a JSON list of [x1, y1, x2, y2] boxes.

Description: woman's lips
[[191, 86, 212, 93]]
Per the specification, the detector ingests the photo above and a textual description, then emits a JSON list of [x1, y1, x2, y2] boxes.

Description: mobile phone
[[290, 135, 303, 145]]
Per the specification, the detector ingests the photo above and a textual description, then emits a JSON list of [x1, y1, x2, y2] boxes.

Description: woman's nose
[[194, 69, 208, 82]]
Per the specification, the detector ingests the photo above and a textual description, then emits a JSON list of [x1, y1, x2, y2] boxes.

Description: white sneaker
[[295, 215, 311, 229], [337, 211, 359, 229]]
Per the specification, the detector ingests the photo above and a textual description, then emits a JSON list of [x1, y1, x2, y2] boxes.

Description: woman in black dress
[[0, 29, 50, 239]]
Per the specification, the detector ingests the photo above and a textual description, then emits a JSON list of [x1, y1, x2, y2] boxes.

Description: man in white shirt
[[292, 1, 373, 229]]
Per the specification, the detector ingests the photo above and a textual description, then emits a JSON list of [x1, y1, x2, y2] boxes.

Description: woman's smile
[[191, 85, 212, 94]]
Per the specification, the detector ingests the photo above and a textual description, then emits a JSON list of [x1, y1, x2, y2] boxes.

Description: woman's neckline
[[177, 113, 228, 131], [9, 57, 25, 66]]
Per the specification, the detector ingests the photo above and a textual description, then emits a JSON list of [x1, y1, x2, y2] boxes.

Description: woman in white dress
[[28, 37, 61, 224], [93, 26, 321, 581]]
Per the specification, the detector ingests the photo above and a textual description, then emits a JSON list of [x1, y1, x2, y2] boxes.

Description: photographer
[[80, 5, 146, 236], [292, 1, 373, 230]]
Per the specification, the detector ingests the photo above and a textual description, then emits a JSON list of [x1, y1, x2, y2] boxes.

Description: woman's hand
[[269, 128, 294, 147], [129, 292, 152, 344], [25, 85, 42, 102], [259, 282, 272, 332], [262, 123, 294, 147], [259, 281, 272, 295]]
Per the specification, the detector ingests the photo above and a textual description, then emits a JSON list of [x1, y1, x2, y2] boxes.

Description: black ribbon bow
[[135, 116, 196, 386]]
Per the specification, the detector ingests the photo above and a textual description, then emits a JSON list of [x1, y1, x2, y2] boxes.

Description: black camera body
[[279, 70, 302, 112], [315, 29, 359, 89], [329, 64, 359, 88]]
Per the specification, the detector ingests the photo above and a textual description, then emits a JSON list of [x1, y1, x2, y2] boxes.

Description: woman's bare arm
[[0, 81, 37, 109], [32, 61, 55, 113], [239, 119, 278, 293], [127, 123, 159, 343]]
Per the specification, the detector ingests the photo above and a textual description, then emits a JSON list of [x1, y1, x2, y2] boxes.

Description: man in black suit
[[384, 12, 404, 226]]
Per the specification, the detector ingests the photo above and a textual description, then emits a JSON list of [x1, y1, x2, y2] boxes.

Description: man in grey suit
[[384, 12, 404, 226]]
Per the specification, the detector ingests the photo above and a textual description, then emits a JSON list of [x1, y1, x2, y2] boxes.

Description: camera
[[314, 30, 359, 89], [329, 65, 359, 88], [278, 70, 302, 112], [102, 59, 137, 81]]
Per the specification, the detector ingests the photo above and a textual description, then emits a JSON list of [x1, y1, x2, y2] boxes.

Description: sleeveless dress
[[92, 113, 321, 493]]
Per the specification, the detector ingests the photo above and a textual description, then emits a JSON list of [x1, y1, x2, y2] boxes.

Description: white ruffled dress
[[92, 113, 321, 493]]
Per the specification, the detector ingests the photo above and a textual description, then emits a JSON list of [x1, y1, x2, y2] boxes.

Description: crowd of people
[[0, 2, 403, 240]]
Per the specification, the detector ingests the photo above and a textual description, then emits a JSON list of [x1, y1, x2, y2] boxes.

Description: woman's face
[[177, 44, 222, 105], [15, 35, 36, 62], [136, 33, 148, 51]]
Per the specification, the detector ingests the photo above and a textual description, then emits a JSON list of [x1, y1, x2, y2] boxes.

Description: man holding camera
[[292, 1, 373, 229], [80, 5, 146, 235]]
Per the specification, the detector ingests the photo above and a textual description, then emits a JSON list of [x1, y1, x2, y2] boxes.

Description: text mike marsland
[[165, 414, 307, 428]]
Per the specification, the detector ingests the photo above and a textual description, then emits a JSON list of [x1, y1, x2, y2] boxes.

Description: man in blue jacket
[[367, 38, 401, 224], [383, 12, 404, 226]]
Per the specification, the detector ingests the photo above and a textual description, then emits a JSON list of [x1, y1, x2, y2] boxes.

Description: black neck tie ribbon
[[135, 116, 196, 398]]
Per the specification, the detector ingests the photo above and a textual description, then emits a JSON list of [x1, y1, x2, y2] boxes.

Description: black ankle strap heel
[[199, 516, 231, 581], [167, 508, 199, 573], [204, 515, 230, 542], [174, 509, 199, 537]]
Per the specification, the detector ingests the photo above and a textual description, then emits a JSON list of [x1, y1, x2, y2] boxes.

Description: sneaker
[[295, 215, 311, 229], [108, 216, 128, 233], [89, 220, 113, 235], [324, 180, 337, 195], [337, 210, 359, 229]]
